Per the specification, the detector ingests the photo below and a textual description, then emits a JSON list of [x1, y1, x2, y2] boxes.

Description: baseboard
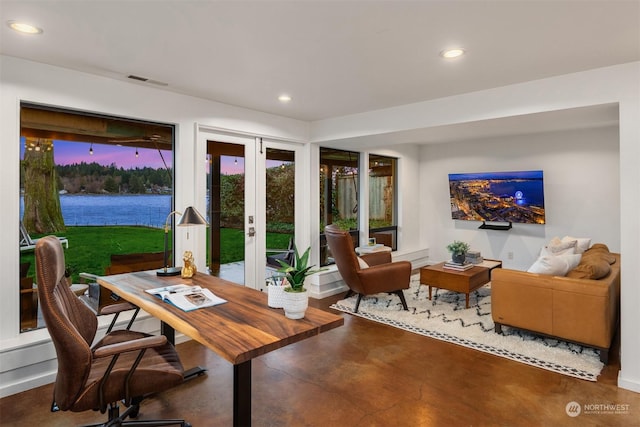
[[307, 268, 349, 299], [0, 370, 57, 399], [618, 372, 640, 393]]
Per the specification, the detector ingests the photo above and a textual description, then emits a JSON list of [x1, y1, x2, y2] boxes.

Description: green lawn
[[20, 226, 292, 283]]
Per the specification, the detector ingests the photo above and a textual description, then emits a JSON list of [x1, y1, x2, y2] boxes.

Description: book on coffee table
[[443, 261, 474, 271]]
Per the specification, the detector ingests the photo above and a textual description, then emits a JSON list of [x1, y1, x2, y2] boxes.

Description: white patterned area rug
[[331, 275, 603, 381]]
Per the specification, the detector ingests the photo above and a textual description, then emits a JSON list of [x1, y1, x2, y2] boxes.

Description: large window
[[19, 103, 174, 332], [368, 154, 398, 250], [319, 147, 359, 266]]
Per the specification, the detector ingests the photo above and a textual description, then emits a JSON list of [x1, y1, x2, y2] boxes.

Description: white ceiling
[[319, 103, 621, 149], [1, 0, 638, 126]]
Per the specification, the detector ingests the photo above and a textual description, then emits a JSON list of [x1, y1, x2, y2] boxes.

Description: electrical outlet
[[508, 252, 514, 260]]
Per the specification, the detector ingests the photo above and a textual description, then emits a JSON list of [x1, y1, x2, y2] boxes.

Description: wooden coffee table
[[420, 260, 502, 308]]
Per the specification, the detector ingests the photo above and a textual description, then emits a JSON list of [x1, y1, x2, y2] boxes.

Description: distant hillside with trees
[[55, 162, 172, 194]]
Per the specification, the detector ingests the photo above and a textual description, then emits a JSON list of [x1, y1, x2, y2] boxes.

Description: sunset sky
[[20, 139, 289, 175], [56, 141, 170, 169]]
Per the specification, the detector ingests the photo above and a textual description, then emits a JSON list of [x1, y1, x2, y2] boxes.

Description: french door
[[200, 127, 301, 290]]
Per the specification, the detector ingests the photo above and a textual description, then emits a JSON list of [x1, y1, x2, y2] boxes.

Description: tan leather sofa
[[491, 244, 620, 363]]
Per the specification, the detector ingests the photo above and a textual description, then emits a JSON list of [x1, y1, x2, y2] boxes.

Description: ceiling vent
[[127, 75, 168, 86]]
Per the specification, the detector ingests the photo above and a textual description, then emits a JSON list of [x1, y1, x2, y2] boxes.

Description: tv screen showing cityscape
[[449, 170, 545, 224]]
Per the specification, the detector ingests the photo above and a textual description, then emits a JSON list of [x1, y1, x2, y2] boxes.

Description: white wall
[[420, 126, 620, 269]]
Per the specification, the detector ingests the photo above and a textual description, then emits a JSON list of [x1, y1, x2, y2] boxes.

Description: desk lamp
[[157, 206, 208, 276]]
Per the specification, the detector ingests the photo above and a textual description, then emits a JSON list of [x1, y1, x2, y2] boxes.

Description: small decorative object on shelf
[[276, 245, 326, 319], [446, 240, 470, 265]]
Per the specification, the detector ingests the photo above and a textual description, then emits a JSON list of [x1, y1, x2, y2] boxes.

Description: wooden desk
[[97, 270, 344, 426]]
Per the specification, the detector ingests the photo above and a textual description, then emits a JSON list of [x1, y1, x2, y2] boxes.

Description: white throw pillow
[[547, 238, 577, 254], [562, 236, 592, 254], [548, 236, 563, 246], [357, 257, 370, 269], [540, 245, 576, 257], [527, 252, 581, 276], [527, 256, 567, 275]]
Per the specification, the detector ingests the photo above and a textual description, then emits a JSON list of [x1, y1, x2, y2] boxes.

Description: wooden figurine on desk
[[181, 251, 197, 278]]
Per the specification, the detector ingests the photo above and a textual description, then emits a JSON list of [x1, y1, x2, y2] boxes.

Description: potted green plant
[[276, 245, 325, 319], [446, 240, 470, 264]]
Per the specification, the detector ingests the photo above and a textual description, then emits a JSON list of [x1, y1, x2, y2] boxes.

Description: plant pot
[[452, 253, 466, 264], [282, 288, 309, 319]]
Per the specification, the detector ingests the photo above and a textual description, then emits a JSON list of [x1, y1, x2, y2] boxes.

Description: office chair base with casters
[[70, 400, 191, 427]]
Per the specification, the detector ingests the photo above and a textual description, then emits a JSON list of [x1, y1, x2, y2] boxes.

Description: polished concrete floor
[[2, 293, 639, 427]]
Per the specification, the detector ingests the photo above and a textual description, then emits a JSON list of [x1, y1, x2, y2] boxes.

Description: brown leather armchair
[[35, 236, 190, 427], [324, 225, 411, 313]]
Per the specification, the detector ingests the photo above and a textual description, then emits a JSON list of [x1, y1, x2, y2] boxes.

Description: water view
[[20, 194, 172, 228]]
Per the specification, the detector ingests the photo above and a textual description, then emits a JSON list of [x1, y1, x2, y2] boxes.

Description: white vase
[[267, 284, 286, 308], [282, 288, 309, 319]]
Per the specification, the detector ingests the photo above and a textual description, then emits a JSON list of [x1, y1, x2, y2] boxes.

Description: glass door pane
[[207, 141, 247, 284], [265, 148, 295, 274]]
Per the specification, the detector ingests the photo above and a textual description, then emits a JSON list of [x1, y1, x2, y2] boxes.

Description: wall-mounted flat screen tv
[[449, 170, 545, 225]]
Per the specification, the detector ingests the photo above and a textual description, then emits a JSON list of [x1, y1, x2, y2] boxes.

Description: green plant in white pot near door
[[276, 245, 324, 319]]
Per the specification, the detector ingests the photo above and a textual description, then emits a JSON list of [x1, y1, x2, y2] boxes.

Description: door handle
[[247, 227, 256, 237]]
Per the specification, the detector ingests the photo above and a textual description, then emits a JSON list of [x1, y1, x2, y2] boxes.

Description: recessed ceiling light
[[440, 48, 465, 59], [7, 20, 43, 35], [278, 95, 292, 103]]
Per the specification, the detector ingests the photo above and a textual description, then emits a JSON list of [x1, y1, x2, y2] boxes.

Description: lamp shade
[[177, 206, 208, 226]]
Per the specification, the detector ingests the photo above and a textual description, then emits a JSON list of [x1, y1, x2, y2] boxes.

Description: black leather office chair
[[35, 235, 191, 427]]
